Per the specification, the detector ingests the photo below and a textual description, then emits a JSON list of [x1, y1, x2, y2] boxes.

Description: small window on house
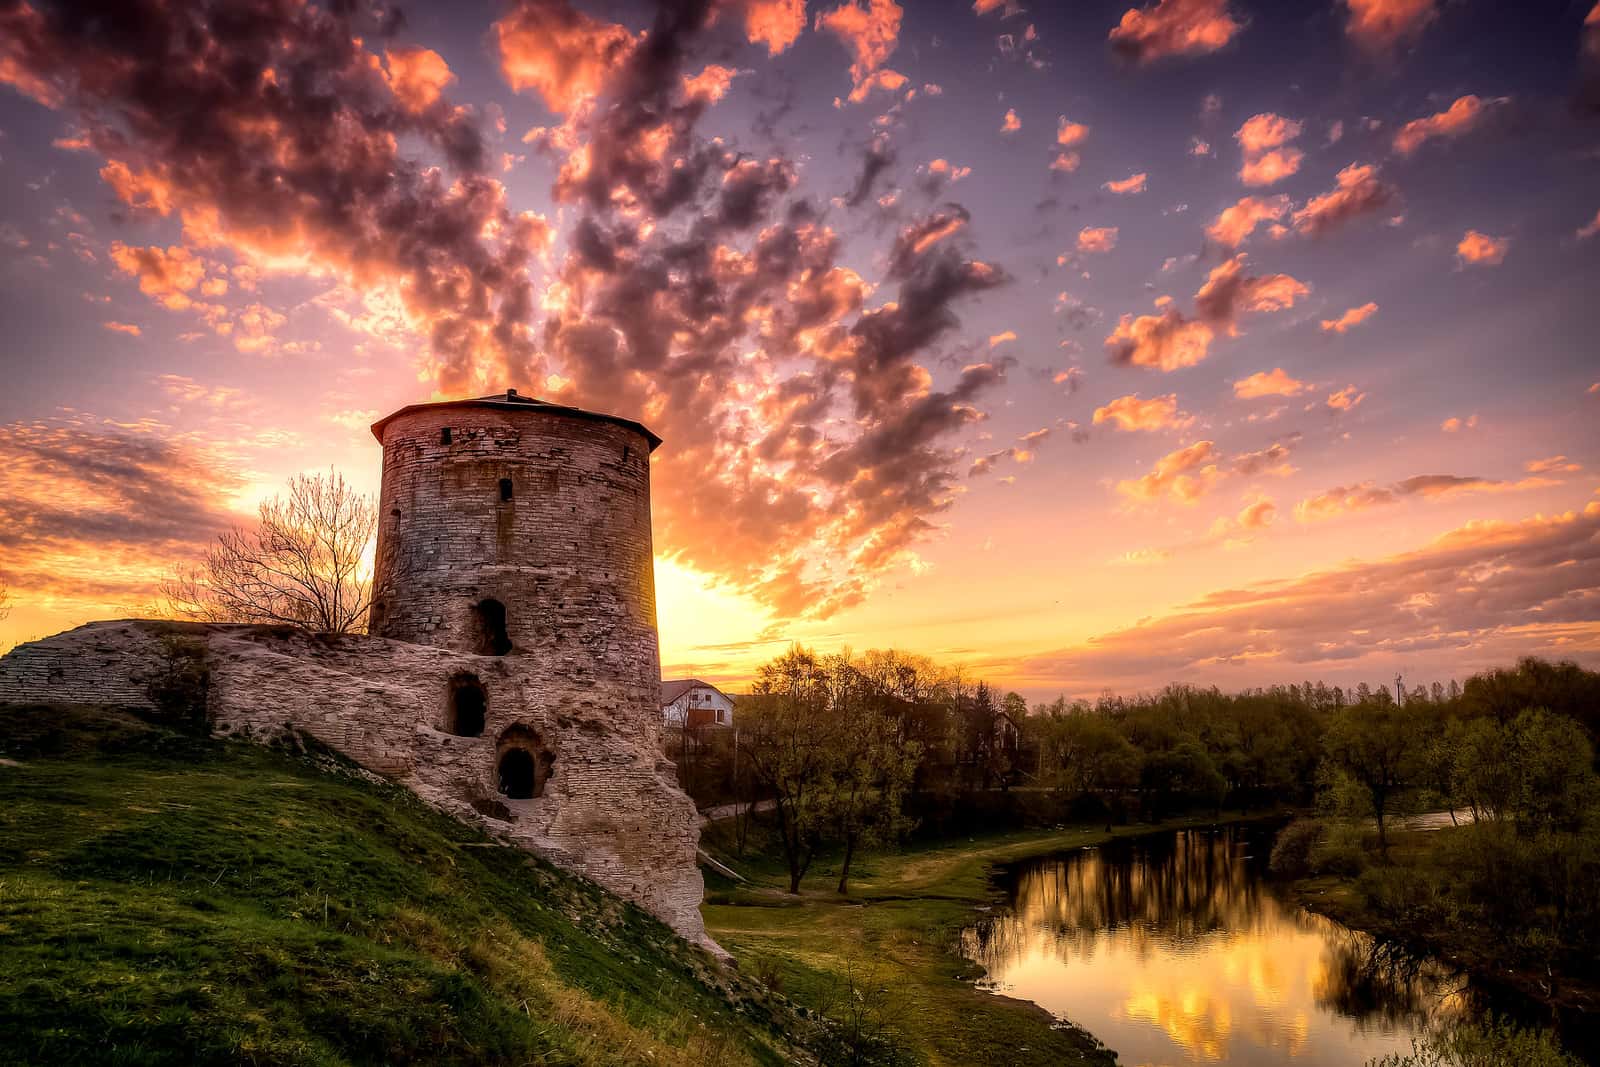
[[716, 708, 725, 725], [471, 598, 512, 656], [499, 477, 513, 502], [623, 444, 631, 463], [441, 427, 452, 445], [447, 672, 487, 737]]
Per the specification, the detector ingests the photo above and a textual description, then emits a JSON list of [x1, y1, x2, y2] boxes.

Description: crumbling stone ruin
[[0, 392, 715, 952]]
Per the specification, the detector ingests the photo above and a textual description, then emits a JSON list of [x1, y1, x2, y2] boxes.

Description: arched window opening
[[499, 477, 514, 502], [496, 725, 555, 800], [471, 599, 512, 656], [446, 672, 486, 737], [441, 427, 452, 445]]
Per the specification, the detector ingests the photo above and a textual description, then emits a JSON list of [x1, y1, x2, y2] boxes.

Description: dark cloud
[[0, 0, 542, 392]]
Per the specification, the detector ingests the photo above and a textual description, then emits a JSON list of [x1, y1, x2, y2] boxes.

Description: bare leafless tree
[[0, 576, 10, 621], [163, 469, 377, 633]]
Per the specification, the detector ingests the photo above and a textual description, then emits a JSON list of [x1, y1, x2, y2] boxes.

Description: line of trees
[[684, 649, 1600, 902]]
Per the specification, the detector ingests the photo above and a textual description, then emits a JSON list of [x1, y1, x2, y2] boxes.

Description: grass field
[[0, 705, 811, 1067]]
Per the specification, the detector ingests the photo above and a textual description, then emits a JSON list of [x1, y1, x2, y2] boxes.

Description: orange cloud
[[1049, 151, 1081, 173], [1117, 440, 1221, 503], [1001, 108, 1021, 133], [1526, 455, 1582, 474], [383, 47, 456, 113], [102, 321, 142, 336], [1240, 148, 1302, 186], [1321, 301, 1379, 332], [816, 0, 903, 87], [744, 0, 807, 56], [1291, 163, 1396, 237], [1234, 496, 1277, 529], [1109, 0, 1243, 64], [1456, 229, 1508, 266], [1206, 194, 1290, 247], [1093, 393, 1190, 431], [1077, 226, 1119, 253], [1103, 172, 1148, 195], [1192, 254, 1309, 333], [1579, 209, 1600, 240], [1393, 94, 1490, 154], [1106, 310, 1214, 370], [1056, 117, 1091, 147], [1442, 414, 1478, 433], [1296, 472, 1553, 522], [1235, 112, 1303, 186], [1325, 385, 1366, 413], [109, 242, 208, 310], [1343, 0, 1436, 52], [495, 0, 635, 115], [988, 330, 1017, 347], [1234, 368, 1309, 399], [683, 64, 741, 103]]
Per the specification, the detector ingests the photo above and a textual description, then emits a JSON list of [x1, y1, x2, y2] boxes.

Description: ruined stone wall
[[0, 621, 713, 953], [369, 405, 663, 752]]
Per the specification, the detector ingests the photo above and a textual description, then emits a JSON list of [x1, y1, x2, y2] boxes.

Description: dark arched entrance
[[471, 598, 512, 656], [446, 672, 486, 737], [498, 748, 536, 799], [496, 725, 555, 800]]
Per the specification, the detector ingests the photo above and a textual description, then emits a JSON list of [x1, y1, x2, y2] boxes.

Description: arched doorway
[[471, 598, 512, 656], [446, 672, 486, 737], [496, 725, 555, 800]]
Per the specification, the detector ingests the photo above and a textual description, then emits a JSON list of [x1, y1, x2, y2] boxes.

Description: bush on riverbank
[[1369, 1017, 1584, 1067]]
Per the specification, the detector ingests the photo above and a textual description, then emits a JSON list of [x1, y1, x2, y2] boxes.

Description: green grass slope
[[0, 705, 813, 1067]]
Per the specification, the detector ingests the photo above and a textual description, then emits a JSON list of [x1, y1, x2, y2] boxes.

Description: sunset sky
[[2, 0, 1598, 699]]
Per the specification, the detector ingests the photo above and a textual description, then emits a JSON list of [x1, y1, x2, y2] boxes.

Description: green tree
[[1324, 700, 1423, 855]]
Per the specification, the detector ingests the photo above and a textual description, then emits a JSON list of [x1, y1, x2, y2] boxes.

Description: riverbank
[[1283, 824, 1600, 1060], [700, 810, 1291, 1066]]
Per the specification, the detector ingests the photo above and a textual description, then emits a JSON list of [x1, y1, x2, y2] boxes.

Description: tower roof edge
[[369, 390, 662, 451]]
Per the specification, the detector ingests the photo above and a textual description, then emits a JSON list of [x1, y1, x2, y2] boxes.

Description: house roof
[[660, 678, 730, 706], [370, 389, 662, 451]]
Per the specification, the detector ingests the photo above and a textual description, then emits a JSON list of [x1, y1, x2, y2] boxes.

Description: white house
[[660, 678, 735, 730]]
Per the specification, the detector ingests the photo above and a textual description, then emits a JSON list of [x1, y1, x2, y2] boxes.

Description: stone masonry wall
[[370, 405, 663, 752], [0, 620, 714, 953]]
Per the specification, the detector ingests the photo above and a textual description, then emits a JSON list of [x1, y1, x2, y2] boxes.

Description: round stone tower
[[368, 390, 663, 733]]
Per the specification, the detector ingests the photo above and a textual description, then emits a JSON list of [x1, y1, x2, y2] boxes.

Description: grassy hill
[[0, 705, 818, 1067]]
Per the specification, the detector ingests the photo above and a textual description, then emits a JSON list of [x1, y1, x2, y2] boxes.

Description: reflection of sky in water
[[961, 828, 1465, 1067]]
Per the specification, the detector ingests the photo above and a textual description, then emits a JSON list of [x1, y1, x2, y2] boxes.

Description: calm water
[[961, 825, 1472, 1067]]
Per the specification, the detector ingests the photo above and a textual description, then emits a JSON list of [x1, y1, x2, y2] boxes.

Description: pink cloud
[[1106, 309, 1215, 371], [495, 0, 635, 114], [102, 321, 142, 336], [1234, 113, 1304, 186], [1092, 393, 1190, 431], [1343, 0, 1437, 52], [1109, 0, 1244, 64], [816, 0, 903, 87], [1456, 229, 1509, 266], [1103, 172, 1149, 195], [1579, 209, 1600, 240], [1077, 226, 1119, 253], [1325, 385, 1366, 413], [1117, 440, 1221, 503], [1321, 301, 1379, 333], [1441, 414, 1478, 433], [1393, 94, 1492, 155], [1291, 163, 1397, 237], [1056, 117, 1091, 147], [1001, 108, 1021, 133], [1234, 367, 1309, 399], [383, 47, 456, 113], [1205, 194, 1290, 247], [744, 0, 808, 56]]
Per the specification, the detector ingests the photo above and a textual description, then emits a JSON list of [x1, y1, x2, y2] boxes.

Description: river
[[961, 823, 1505, 1066]]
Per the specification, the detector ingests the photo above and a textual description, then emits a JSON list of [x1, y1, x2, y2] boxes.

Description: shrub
[[143, 634, 212, 735], [1268, 818, 1326, 878], [1310, 820, 1370, 877], [1367, 1016, 1582, 1067], [1355, 865, 1446, 926]]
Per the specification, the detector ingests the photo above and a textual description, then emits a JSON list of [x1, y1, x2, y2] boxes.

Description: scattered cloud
[[1441, 414, 1478, 433], [1321, 301, 1379, 332], [1116, 440, 1221, 503], [1393, 94, 1497, 155], [1056, 117, 1091, 147], [1093, 393, 1192, 431], [495, 0, 636, 114], [1291, 163, 1397, 236], [1077, 226, 1120, 254], [102, 321, 142, 336], [1235, 112, 1304, 186], [744, 0, 808, 56], [1456, 229, 1509, 266], [1326, 385, 1367, 413], [1526, 455, 1582, 474], [1296, 472, 1553, 521], [1001, 108, 1021, 133], [1206, 194, 1290, 247], [1107, 254, 1305, 370], [1343, 0, 1437, 53], [1104, 172, 1148, 195], [1579, 209, 1600, 240], [816, 0, 904, 88], [1108, 0, 1244, 64], [1234, 367, 1310, 399]]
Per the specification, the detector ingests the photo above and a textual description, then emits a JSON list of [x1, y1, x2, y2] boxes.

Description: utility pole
[[1395, 673, 1404, 706]]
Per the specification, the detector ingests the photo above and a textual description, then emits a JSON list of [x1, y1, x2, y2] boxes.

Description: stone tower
[[369, 388, 664, 739]]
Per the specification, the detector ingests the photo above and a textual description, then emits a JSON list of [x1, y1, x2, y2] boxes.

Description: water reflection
[[961, 826, 1467, 1067]]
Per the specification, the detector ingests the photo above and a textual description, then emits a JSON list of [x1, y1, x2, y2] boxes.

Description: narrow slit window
[[441, 427, 452, 445], [499, 477, 513, 502]]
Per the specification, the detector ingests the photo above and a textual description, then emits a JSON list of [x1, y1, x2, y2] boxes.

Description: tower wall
[[369, 404, 661, 748]]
